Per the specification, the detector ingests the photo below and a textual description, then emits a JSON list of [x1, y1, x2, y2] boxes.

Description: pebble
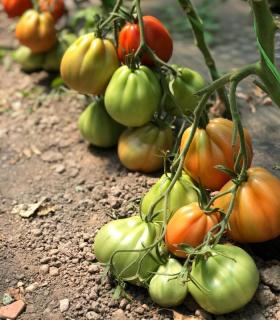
[[25, 282, 39, 293], [55, 164, 66, 174], [59, 299, 70, 312], [31, 228, 42, 236], [86, 311, 100, 320], [49, 267, 59, 276], [88, 264, 99, 274], [40, 264, 50, 274], [0, 300, 26, 319], [256, 286, 277, 307], [111, 309, 127, 320], [41, 150, 63, 163], [261, 265, 280, 290]]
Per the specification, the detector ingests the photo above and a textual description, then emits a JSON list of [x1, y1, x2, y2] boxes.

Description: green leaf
[[51, 76, 64, 89]]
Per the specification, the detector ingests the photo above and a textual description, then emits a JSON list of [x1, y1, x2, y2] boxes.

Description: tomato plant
[[189, 244, 259, 314], [165, 202, 219, 257], [15, 10, 57, 53], [149, 258, 188, 307], [93, 216, 161, 285], [104, 65, 161, 127], [39, 0, 65, 21], [118, 122, 173, 173], [60, 33, 119, 95], [180, 118, 253, 190], [78, 99, 124, 148], [2, 0, 32, 18], [215, 167, 280, 243], [117, 16, 173, 65], [141, 172, 197, 222]]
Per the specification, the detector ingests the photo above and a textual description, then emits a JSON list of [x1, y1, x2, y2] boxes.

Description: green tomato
[[104, 65, 161, 127], [141, 172, 197, 222], [44, 33, 77, 72], [78, 99, 124, 148], [12, 46, 44, 72], [149, 258, 188, 307], [93, 216, 161, 285], [189, 244, 259, 315], [167, 65, 206, 115]]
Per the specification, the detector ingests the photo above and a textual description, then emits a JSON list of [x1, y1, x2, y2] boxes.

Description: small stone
[[17, 281, 24, 288], [256, 286, 277, 307], [88, 264, 99, 274], [135, 306, 144, 315], [86, 311, 100, 320], [59, 299, 70, 312], [261, 265, 280, 290], [49, 267, 59, 276], [2, 293, 14, 305], [25, 282, 39, 293], [41, 150, 63, 163], [0, 300, 26, 319], [90, 301, 99, 312], [119, 298, 128, 309], [31, 228, 42, 236], [111, 309, 127, 320], [195, 309, 213, 320], [55, 164, 65, 174], [39, 265, 49, 275]]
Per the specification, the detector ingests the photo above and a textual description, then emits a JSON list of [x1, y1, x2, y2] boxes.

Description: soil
[[0, 1, 280, 320]]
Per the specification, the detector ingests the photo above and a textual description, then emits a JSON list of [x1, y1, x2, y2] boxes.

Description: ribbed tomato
[[39, 0, 65, 21], [15, 10, 57, 53], [165, 202, 219, 257], [215, 167, 280, 243], [2, 0, 32, 18], [180, 118, 253, 190], [117, 16, 173, 65]]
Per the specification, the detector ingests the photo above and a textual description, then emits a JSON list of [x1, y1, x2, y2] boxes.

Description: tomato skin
[[189, 244, 259, 314], [141, 172, 197, 222], [15, 10, 57, 53], [118, 16, 173, 65], [165, 203, 219, 258], [215, 167, 280, 242], [104, 65, 161, 127], [149, 258, 188, 307], [168, 65, 206, 115], [78, 100, 125, 148], [60, 33, 119, 95], [118, 122, 173, 173], [93, 216, 161, 285], [39, 0, 65, 21], [13, 46, 44, 72], [2, 0, 32, 18], [180, 118, 253, 190]]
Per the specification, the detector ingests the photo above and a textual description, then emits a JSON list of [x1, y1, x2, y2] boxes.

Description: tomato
[[189, 244, 259, 314], [165, 203, 219, 258], [104, 65, 161, 127], [60, 33, 119, 95], [39, 0, 65, 21], [149, 258, 188, 307], [15, 10, 57, 53], [141, 172, 197, 222], [118, 122, 173, 173], [12, 46, 44, 72], [180, 118, 253, 190], [2, 0, 32, 18], [93, 216, 161, 285], [118, 16, 173, 65], [43, 33, 76, 72], [167, 65, 206, 115], [78, 99, 124, 148], [215, 167, 280, 242]]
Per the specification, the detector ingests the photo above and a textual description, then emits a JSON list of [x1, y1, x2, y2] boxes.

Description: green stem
[[100, 0, 123, 29], [177, 0, 231, 119]]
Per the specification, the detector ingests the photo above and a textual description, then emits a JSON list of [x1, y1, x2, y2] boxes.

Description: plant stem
[[100, 0, 123, 29], [177, 0, 231, 119]]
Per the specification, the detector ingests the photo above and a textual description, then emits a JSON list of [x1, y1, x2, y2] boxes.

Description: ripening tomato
[[118, 16, 173, 65], [60, 33, 119, 95], [189, 244, 259, 314], [180, 118, 253, 190], [149, 258, 188, 307], [105, 65, 161, 127], [39, 0, 65, 21], [2, 0, 32, 18], [215, 167, 280, 243], [118, 122, 173, 173], [94, 216, 161, 285], [15, 10, 57, 53], [165, 203, 219, 257], [12, 46, 44, 72]]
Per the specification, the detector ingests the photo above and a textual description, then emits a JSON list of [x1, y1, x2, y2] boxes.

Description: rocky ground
[[0, 0, 280, 319]]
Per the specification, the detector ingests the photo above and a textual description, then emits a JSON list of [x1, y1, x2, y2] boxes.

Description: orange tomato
[[165, 202, 219, 257], [215, 167, 280, 243], [2, 0, 32, 18], [15, 9, 57, 53], [180, 118, 253, 190], [39, 0, 65, 21]]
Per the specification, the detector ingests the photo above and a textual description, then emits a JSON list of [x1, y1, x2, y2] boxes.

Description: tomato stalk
[[99, 0, 123, 29]]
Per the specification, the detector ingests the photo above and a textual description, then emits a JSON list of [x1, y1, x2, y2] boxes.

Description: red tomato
[[215, 167, 280, 243], [165, 202, 219, 258], [117, 16, 173, 65], [39, 0, 65, 21], [180, 118, 253, 190], [2, 0, 32, 18]]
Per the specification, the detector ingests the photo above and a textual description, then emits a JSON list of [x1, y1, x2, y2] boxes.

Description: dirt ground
[[0, 1, 280, 319]]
